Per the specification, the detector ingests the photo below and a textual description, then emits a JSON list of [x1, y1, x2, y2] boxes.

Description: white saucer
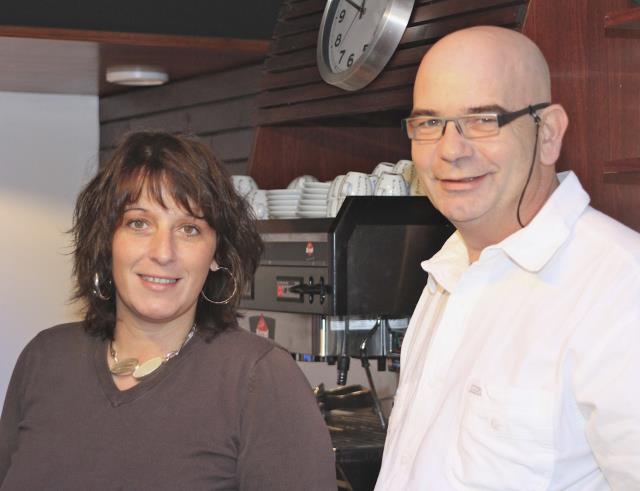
[[302, 188, 329, 195], [297, 211, 327, 218], [267, 190, 302, 196], [299, 199, 327, 206]]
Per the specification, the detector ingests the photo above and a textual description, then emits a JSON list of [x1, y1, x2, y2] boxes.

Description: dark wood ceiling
[[0, 0, 283, 96], [0, 26, 270, 96]]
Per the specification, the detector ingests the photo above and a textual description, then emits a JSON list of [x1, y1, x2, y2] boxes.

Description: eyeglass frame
[[401, 102, 551, 142]]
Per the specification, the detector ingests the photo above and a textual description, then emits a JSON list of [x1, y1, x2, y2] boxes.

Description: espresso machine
[[241, 195, 452, 366], [240, 196, 452, 489]]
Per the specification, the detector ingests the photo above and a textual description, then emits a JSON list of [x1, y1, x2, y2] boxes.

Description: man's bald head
[[409, 26, 569, 255], [414, 26, 551, 111]]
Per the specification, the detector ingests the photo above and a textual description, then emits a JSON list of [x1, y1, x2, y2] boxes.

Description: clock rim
[[316, 0, 415, 92]]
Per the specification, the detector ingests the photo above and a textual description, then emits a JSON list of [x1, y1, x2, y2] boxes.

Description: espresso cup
[[374, 172, 409, 196], [372, 162, 396, 177], [327, 197, 340, 217], [231, 175, 258, 197], [326, 175, 346, 217], [339, 171, 373, 199], [246, 189, 269, 219], [287, 175, 318, 190], [327, 175, 346, 200], [393, 159, 415, 185]]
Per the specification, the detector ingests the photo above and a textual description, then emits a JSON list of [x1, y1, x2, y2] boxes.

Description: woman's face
[[111, 185, 217, 327]]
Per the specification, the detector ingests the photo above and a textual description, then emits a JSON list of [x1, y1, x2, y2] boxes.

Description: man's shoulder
[[577, 206, 640, 263]]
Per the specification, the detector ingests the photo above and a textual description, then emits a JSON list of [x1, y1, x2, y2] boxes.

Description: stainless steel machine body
[[240, 196, 453, 360]]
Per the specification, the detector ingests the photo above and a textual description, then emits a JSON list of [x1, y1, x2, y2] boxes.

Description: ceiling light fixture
[[106, 65, 169, 86]]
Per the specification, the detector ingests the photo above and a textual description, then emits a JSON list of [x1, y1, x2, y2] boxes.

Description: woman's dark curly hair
[[71, 131, 263, 340]]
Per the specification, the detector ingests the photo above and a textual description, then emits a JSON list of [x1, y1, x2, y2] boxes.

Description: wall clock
[[317, 0, 415, 91]]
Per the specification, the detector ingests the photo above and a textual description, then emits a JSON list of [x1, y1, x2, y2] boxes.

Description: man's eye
[[182, 225, 200, 236], [421, 118, 443, 128], [468, 116, 495, 125]]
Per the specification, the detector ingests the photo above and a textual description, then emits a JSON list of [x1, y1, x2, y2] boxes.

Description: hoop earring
[[200, 266, 238, 305], [92, 272, 111, 301]]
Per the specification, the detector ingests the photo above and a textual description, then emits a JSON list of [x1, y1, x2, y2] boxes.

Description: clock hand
[[359, 0, 367, 18], [344, 0, 364, 14], [341, 8, 360, 44]]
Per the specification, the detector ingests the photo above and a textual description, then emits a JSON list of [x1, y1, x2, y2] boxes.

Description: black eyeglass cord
[[516, 107, 542, 228]]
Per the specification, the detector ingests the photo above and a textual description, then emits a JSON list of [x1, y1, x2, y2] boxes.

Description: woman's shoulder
[[196, 326, 296, 371], [200, 326, 280, 357], [25, 322, 93, 354], [32, 321, 88, 341]]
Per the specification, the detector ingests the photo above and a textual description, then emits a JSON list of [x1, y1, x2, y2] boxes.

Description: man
[[375, 26, 640, 490]]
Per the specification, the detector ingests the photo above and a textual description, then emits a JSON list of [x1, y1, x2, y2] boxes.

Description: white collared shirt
[[375, 172, 640, 491]]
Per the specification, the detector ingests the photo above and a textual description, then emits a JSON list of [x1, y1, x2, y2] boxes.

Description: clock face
[[327, 0, 388, 74], [317, 0, 414, 91]]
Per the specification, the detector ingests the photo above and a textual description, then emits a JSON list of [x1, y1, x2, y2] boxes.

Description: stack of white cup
[[233, 161, 424, 221], [326, 159, 417, 217], [231, 175, 270, 220]]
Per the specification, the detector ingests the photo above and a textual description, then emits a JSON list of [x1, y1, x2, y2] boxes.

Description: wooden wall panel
[[523, 0, 640, 231], [249, 125, 410, 189], [249, 0, 529, 188], [99, 64, 261, 174], [255, 0, 528, 126]]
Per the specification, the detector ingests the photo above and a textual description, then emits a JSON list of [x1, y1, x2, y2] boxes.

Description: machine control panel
[[275, 276, 304, 302]]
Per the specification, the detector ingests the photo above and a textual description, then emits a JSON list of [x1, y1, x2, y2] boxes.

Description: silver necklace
[[109, 324, 196, 379]]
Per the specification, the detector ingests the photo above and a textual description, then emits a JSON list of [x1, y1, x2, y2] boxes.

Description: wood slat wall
[[99, 64, 262, 175], [256, 0, 528, 126], [523, 0, 640, 231], [249, 0, 530, 189]]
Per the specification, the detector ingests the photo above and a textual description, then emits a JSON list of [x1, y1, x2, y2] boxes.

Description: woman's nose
[[148, 228, 175, 264]]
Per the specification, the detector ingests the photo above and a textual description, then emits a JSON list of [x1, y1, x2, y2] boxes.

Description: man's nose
[[437, 120, 473, 162]]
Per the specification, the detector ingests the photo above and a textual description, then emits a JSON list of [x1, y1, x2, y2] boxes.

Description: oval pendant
[[110, 358, 139, 376], [133, 357, 164, 379]]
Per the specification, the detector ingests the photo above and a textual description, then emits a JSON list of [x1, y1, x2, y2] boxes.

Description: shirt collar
[[492, 171, 590, 272], [421, 171, 590, 292], [421, 231, 468, 294]]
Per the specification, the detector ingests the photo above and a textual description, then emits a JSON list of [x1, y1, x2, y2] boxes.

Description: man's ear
[[538, 104, 569, 167]]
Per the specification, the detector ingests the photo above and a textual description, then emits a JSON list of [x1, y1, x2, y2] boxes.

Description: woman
[[0, 132, 336, 490]]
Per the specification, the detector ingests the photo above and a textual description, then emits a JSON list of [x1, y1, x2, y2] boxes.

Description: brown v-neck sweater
[[0, 323, 335, 490]]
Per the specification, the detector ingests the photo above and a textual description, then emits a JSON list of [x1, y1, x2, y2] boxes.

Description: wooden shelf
[[605, 6, 640, 31], [603, 158, 640, 185]]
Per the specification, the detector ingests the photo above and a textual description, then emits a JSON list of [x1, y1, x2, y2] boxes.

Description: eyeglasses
[[402, 103, 550, 142]]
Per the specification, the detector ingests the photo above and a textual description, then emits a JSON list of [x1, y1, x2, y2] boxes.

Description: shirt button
[[490, 418, 502, 431]]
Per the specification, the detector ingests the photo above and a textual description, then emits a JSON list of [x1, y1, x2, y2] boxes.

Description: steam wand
[[360, 317, 388, 431], [337, 317, 350, 386]]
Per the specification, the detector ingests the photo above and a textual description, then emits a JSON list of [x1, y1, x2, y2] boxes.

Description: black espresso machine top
[[241, 196, 454, 317]]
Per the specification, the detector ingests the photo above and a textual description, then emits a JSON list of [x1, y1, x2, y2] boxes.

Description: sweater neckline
[[92, 332, 200, 407]]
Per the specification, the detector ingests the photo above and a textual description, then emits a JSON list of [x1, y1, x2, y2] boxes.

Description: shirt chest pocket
[[448, 383, 555, 491]]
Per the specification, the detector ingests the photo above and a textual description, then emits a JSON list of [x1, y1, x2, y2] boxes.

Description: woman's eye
[[127, 219, 148, 230], [182, 224, 200, 236]]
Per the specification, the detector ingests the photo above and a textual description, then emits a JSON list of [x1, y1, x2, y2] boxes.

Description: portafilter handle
[[288, 277, 332, 304]]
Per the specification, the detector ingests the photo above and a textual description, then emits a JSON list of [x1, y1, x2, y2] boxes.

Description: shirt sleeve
[[0, 343, 31, 485], [236, 346, 336, 491], [572, 279, 640, 489]]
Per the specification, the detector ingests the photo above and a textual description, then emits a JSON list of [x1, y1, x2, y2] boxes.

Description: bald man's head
[[414, 26, 551, 112], [408, 26, 569, 251]]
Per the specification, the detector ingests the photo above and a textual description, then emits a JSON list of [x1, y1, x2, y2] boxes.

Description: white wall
[[0, 91, 99, 402]]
